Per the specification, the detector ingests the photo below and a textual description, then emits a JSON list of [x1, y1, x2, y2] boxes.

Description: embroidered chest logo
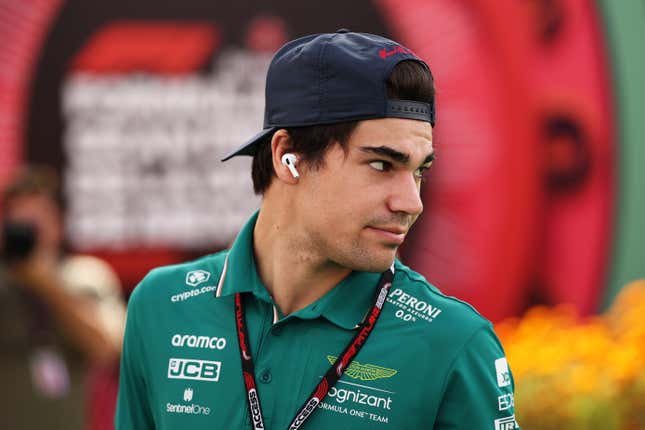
[[386, 288, 442, 324], [185, 270, 210, 287], [168, 358, 221, 382], [183, 388, 193, 402], [495, 357, 511, 387], [167, 387, 211, 416], [494, 415, 519, 430], [326, 355, 397, 381]]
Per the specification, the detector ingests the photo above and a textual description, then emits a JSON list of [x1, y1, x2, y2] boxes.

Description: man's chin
[[347, 252, 396, 273]]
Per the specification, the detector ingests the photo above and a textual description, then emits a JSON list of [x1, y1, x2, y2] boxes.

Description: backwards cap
[[222, 29, 435, 161]]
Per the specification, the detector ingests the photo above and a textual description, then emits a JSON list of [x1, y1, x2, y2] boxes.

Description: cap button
[[336, 28, 351, 33]]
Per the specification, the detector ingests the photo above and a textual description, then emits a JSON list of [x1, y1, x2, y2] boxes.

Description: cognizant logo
[[327, 387, 392, 410], [171, 285, 216, 302]]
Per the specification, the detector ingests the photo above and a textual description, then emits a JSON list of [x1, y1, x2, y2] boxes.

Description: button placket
[[259, 368, 272, 384]]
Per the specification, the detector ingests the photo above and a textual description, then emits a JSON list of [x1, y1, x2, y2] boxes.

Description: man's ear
[[271, 129, 300, 185]]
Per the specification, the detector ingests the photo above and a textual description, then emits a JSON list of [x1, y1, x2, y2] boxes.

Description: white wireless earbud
[[281, 153, 300, 178]]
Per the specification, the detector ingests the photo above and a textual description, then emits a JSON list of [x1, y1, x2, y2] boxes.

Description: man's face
[[297, 117, 434, 272]]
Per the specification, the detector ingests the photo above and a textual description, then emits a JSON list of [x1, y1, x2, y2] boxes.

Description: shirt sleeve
[[115, 285, 155, 429], [434, 323, 520, 430]]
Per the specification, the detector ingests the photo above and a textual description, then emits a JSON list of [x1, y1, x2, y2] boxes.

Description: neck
[[253, 207, 351, 316]]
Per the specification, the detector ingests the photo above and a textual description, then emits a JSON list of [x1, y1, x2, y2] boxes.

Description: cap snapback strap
[[386, 99, 435, 126]]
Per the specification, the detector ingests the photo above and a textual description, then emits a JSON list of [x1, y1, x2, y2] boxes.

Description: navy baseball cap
[[221, 29, 435, 161]]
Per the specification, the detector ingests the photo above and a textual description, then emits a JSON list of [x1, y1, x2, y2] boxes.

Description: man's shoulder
[[391, 259, 491, 336], [144, 250, 228, 284], [129, 250, 229, 307]]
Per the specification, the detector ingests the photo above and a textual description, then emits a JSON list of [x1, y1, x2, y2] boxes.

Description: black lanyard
[[234, 266, 394, 430]]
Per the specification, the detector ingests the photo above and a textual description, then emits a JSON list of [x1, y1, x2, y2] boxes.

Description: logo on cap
[[379, 46, 413, 59]]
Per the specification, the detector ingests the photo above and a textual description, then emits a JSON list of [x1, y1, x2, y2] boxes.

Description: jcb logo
[[167, 358, 221, 382]]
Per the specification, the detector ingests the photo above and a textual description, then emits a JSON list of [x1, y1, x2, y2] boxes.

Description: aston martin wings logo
[[326, 355, 398, 381]]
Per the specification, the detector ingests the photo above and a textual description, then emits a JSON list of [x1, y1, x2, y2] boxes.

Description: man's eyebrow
[[360, 146, 409, 164], [360, 146, 435, 166]]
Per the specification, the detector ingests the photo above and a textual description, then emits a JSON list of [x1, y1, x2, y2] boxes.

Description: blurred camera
[[1, 221, 37, 262]]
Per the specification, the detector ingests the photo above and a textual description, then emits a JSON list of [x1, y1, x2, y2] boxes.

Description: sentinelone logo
[[167, 402, 211, 415], [167, 387, 211, 416]]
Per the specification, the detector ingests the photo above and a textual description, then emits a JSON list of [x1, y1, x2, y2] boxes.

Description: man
[[116, 30, 520, 429], [0, 166, 126, 429]]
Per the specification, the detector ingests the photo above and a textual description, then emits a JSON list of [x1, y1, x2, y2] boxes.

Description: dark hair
[[251, 60, 435, 194], [2, 165, 62, 211]]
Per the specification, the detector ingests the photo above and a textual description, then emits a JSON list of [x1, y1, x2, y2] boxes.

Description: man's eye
[[414, 167, 427, 179], [414, 164, 432, 181], [369, 161, 390, 171]]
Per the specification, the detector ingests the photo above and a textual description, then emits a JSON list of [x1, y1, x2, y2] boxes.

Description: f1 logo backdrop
[[12, 0, 389, 289]]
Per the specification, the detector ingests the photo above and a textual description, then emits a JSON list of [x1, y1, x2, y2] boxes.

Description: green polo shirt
[[116, 212, 519, 429]]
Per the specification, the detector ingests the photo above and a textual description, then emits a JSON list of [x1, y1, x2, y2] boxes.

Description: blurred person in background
[[0, 165, 126, 429]]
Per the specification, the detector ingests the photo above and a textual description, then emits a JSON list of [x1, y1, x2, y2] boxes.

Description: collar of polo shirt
[[215, 211, 382, 330]]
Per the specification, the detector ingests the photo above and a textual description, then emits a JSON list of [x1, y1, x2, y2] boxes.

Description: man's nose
[[387, 172, 424, 217]]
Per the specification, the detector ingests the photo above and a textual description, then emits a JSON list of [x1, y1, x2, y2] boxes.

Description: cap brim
[[220, 127, 277, 161]]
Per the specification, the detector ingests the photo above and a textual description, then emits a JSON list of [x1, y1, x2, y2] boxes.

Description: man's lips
[[366, 225, 407, 244], [371, 225, 407, 234]]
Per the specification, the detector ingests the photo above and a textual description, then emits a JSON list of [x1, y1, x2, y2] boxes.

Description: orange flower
[[495, 279, 645, 430]]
